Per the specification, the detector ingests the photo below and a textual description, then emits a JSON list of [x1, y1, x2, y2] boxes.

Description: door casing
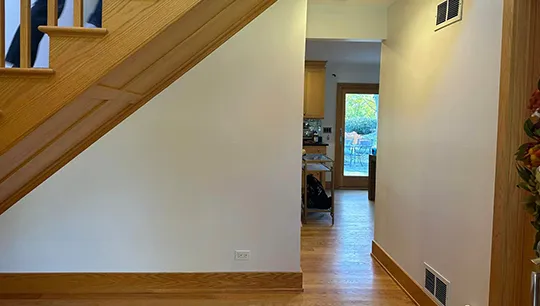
[[489, 0, 540, 305], [334, 83, 379, 189]]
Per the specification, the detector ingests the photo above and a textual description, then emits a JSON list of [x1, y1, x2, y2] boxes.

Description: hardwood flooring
[[0, 191, 414, 305]]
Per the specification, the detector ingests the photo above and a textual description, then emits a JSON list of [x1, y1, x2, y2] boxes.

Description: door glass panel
[[343, 94, 379, 177]]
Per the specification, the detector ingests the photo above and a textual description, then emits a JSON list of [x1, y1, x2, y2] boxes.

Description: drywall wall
[[306, 2, 387, 40], [4, 0, 100, 67], [375, 0, 503, 305], [0, 0, 306, 272], [321, 63, 380, 164]]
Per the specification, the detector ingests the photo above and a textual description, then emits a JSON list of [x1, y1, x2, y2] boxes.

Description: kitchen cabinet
[[304, 61, 326, 119]]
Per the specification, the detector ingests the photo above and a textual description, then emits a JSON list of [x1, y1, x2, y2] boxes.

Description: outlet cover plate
[[235, 250, 250, 261]]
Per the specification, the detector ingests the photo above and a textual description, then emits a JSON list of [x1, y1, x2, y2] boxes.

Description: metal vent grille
[[435, 0, 463, 31], [425, 270, 435, 294], [436, 2, 448, 25], [424, 263, 450, 306], [447, 0, 460, 19], [435, 278, 448, 306]]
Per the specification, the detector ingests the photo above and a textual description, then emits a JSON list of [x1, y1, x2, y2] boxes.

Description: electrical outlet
[[235, 250, 250, 261]]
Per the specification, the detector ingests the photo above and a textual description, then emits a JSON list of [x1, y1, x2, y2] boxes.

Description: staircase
[[0, 0, 276, 215]]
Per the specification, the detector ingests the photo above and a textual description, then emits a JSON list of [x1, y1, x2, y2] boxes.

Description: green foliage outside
[[344, 94, 379, 135], [345, 117, 377, 135]]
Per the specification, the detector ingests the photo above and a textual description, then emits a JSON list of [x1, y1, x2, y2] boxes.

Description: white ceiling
[[309, 0, 397, 6], [305, 40, 382, 65]]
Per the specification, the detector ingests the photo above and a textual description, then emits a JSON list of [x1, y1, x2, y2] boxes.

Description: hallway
[[300, 190, 414, 305], [0, 191, 414, 305]]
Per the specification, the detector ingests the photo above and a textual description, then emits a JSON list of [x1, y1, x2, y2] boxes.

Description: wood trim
[[0, 272, 303, 296], [371, 241, 437, 306], [73, 0, 84, 27], [0, 0, 4, 68], [305, 60, 327, 69], [0, 0, 278, 216], [0, 68, 55, 77], [19, 0, 31, 68], [334, 83, 379, 189], [38, 26, 108, 37], [47, 0, 58, 26], [489, 0, 540, 305]]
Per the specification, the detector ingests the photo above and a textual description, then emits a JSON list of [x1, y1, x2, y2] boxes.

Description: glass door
[[335, 84, 379, 189]]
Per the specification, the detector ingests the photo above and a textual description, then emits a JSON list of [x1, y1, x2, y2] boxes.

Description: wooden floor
[[0, 191, 414, 306]]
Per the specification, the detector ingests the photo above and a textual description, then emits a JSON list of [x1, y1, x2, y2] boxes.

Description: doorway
[[335, 83, 379, 189]]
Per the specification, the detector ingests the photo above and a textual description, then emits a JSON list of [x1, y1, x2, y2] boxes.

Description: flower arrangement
[[516, 81, 540, 256]]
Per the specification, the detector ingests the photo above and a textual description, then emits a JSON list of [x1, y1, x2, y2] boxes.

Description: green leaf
[[518, 182, 533, 192], [535, 231, 540, 254], [525, 201, 537, 214], [533, 122, 540, 137], [525, 119, 538, 139], [532, 220, 540, 231], [517, 165, 533, 183], [516, 143, 532, 160]]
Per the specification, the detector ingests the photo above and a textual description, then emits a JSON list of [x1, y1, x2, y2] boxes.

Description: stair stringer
[[0, 0, 277, 214]]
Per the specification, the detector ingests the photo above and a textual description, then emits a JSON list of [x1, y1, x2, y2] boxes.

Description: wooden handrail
[[0, 0, 5, 68], [48, 0, 58, 26], [73, 0, 83, 27], [20, 0, 31, 68]]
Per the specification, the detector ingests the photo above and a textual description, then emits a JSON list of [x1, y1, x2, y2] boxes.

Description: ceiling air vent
[[424, 263, 450, 306], [435, 0, 463, 31]]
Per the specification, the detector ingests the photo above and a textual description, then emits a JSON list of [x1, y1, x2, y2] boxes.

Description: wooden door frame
[[489, 0, 540, 305], [334, 83, 379, 189]]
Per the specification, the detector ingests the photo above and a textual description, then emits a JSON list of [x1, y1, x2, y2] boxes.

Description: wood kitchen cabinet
[[304, 61, 326, 119]]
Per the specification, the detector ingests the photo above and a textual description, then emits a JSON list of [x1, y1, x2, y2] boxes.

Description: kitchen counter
[[302, 142, 329, 146]]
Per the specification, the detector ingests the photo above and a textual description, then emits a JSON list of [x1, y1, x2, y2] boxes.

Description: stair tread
[[38, 26, 108, 38], [0, 68, 55, 77]]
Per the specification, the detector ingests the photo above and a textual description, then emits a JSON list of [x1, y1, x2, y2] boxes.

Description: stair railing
[[48, 0, 58, 26], [0, 0, 87, 68], [72, 0, 83, 27], [0, 0, 4, 68], [47, 0, 85, 27], [0, 0, 33, 68], [20, 0, 31, 68]]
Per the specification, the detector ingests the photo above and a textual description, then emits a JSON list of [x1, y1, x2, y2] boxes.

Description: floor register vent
[[424, 263, 450, 306]]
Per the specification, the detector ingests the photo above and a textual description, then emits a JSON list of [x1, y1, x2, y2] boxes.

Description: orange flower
[[528, 144, 540, 167]]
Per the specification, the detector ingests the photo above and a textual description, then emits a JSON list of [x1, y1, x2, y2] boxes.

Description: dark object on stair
[[306, 174, 332, 210], [368, 154, 376, 201]]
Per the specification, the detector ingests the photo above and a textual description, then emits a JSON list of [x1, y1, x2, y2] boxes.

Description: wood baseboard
[[0, 272, 302, 297], [371, 241, 437, 306]]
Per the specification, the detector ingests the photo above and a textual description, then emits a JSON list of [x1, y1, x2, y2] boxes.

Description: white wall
[[4, 0, 99, 67], [375, 0, 503, 305], [306, 2, 387, 40], [321, 63, 380, 165], [0, 0, 306, 272]]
